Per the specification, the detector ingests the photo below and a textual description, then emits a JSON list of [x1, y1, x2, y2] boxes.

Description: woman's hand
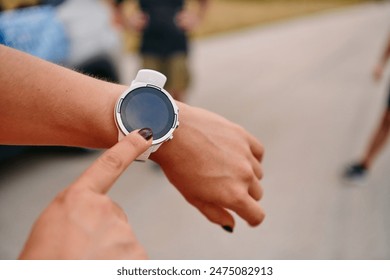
[[19, 129, 153, 260], [152, 103, 265, 232]]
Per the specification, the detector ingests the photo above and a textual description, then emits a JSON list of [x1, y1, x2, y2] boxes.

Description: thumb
[[72, 128, 153, 194]]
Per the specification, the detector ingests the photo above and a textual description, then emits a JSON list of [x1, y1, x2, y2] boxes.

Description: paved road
[[1, 2, 390, 259]]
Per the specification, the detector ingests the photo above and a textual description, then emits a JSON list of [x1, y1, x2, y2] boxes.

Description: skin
[[19, 130, 152, 259], [154, 103, 264, 227], [1, 45, 264, 258]]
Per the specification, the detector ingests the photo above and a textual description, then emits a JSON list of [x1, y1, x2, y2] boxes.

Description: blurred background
[[1, 0, 390, 259]]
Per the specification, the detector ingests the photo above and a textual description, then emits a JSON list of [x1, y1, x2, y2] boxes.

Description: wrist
[[149, 101, 189, 164], [99, 84, 128, 148], [84, 82, 127, 149]]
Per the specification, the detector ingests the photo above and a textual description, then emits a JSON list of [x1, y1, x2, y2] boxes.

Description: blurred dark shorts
[[141, 53, 190, 93]]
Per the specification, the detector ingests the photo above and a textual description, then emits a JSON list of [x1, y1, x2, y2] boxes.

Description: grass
[[122, 0, 378, 51]]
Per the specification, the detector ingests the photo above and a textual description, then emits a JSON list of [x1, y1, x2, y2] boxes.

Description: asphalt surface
[[1, 2, 390, 259]]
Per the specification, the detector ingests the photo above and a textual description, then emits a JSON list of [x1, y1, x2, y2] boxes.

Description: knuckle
[[249, 212, 266, 227], [62, 185, 85, 203], [120, 227, 145, 251], [73, 188, 110, 208], [226, 190, 248, 208], [238, 164, 254, 183], [67, 181, 93, 199], [54, 188, 68, 204], [257, 143, 265, 157], [98, 151, 124, 172], [99, 196, 113, 211], [128, 238, 141, 250], [88, 195, 114, 217]]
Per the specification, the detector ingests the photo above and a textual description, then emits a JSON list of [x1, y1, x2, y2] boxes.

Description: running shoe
[[343, 163, 367, 181]]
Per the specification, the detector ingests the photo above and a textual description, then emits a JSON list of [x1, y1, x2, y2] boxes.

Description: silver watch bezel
[[115, 82, 179, 146]]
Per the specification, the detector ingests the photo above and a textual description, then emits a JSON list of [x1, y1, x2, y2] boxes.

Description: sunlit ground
[[122, 0, 376, 50]]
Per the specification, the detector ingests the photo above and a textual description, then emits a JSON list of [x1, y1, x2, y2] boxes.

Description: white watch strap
[[136, 146, 154, 162], [136, 143, 161, 162], [132, 69, 167, 88]]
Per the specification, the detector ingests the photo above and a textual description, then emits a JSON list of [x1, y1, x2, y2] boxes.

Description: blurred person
[[112, 0, 209, 102], [1, 45, 265, 258], [344, 34, 390, 181]]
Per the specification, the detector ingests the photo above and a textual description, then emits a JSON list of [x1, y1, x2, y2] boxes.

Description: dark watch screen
[[120, 86, 175, 140]]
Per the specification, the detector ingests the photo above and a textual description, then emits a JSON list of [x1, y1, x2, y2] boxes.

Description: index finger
[[72, 128, 153, 194]]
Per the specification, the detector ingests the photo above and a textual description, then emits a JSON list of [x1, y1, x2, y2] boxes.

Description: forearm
[[0, 45, 123, 148]]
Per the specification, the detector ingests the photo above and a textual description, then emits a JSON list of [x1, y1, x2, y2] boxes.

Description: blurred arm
[[196, 0, 210, 20], [110, 0, 147, 32], [176, 0, 210, 32]]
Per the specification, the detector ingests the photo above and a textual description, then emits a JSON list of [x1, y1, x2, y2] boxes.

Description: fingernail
[[138, 128, 153, 140], [222, 226, 233, 233]]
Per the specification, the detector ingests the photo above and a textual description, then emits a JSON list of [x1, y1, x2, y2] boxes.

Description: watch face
[[119, 86, 176, 140]]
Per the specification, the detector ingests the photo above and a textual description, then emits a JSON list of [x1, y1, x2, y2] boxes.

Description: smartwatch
[[114, 69, 179, 161]]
